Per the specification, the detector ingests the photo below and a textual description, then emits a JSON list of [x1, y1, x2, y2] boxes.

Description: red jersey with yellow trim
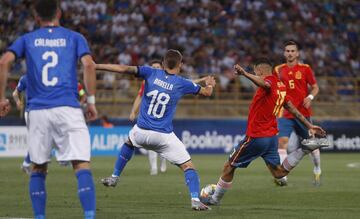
[[138, 81, 145, 97], [246, 75, 289, 138], [274, 63, 316, 119]]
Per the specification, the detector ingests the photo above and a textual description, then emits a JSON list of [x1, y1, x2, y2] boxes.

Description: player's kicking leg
[[101, 140, 135, 187], [179, 161, 211, 211]]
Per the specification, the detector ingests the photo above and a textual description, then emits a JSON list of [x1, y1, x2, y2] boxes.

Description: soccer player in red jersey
[[274, 40, 321, 185], [201, 58, 326, 205]]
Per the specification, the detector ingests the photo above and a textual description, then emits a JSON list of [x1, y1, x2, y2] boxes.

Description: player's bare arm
[[129, 94, 141, 121], [12, 89, 23, 110], [198, 76, 216, 96], [0, 51, 16, 116], [81, 54, 97, 121], [234, 64, 271, 90], [303, 83, 319, 109], [96, 64, 138, 75], [283, 101, 326, 137], [192, 76, 211, 84]]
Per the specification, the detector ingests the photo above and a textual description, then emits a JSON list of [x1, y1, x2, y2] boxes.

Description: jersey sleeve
[[76, 33, 91, 59], [17, 76, 27, 92], [7, 36, 26, 60], [306, 66, 317, 85], [264, 75, 277, 90], [180, 77, 201, 95], [137, 66, 154, 80], [138, 81, 145, 97]]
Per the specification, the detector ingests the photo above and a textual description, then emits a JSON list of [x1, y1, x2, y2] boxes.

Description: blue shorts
[[229, 136, 280, 168], [278, 117, 311, 139]]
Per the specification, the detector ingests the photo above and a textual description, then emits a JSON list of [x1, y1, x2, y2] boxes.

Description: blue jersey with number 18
[[137, 66, 201, 133], [7, 26, 90, 110]]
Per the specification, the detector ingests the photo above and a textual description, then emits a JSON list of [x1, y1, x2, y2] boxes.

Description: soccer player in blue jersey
[[97, 49, 216, 211], [0, 0, 97, 218]]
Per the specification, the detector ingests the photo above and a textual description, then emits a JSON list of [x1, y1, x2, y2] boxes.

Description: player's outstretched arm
[[96, 64, 138, 75], [81, 55, 97, 121], [234, 64, 271, 90], [192, 76, 211, 84], [198, 76, 216, 96], [0, 52, 15, 116], [283, 101, 326, 137]]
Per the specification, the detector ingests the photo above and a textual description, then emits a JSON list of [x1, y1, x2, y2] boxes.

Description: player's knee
[[278, 137, 289, 149], [72, 160, 90, 171], [32, 163, 48, 174], [180, 160, 195, 171], [126, 138, 134, 147]]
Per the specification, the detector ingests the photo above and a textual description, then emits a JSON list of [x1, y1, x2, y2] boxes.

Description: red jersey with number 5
[[274, 63, 316, 119], [246, 75, 289, 138]]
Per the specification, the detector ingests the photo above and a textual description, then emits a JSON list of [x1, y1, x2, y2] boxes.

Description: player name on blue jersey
[[34, 38, 66, 47], [8, 26, 91, 110], [153, 78, 174, 91]]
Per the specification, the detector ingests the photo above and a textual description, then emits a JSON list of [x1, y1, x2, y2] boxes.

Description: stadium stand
[[1, 0, 359, 118]]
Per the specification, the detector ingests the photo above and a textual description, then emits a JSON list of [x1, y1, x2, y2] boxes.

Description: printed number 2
[[146, 90, 170, 118], [42, 51, 58, 86], [273, 90, 286, 116]]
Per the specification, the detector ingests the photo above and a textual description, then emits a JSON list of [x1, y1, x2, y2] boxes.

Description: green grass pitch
[[0, 153, 360, 219]]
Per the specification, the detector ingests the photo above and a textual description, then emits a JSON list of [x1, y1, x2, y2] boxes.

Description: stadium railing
[[7, 72, 360, 119]]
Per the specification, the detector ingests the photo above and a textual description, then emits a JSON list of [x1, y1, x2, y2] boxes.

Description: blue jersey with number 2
[[8, 26, 90, 110], [137, 66, 201, 133]]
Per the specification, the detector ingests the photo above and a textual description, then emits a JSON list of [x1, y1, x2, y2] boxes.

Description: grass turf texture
[[0, 154, 359, 219]]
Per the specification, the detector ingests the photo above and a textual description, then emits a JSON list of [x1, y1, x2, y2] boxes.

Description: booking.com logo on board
[[0, 133, 6, 151]]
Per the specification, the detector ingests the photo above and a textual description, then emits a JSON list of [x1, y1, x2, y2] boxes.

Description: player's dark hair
[[163, 49, 182, 70], [34, 0, 59, 21], [254, 57, 273, 68], [149, 59, 162, 66], [284, 40, 301, 50]]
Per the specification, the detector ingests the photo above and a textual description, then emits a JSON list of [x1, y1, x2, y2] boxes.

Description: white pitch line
[[346, 162, 360, 168]]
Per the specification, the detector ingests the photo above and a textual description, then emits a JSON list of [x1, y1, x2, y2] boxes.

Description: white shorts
[[28, 106, 91, 164], [129, 125, 191, 165]]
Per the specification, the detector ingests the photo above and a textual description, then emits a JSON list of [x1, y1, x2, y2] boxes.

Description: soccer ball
[[200, 184, 216, 200]]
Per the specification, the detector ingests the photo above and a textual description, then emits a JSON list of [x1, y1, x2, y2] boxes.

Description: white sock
[[212, 178, 232, 202], [310, 149, 321, 174], [278, 148, 288, 164], [160, 157, 167, 172], [148, 150, 158, 172], [22, 160, 31, 167], [282, 148, 307, 171]]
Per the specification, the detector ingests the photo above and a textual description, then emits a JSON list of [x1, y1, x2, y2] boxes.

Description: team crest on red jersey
[[295, 71, 302, 79]]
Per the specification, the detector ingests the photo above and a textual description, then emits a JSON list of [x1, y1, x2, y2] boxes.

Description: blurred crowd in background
[[0, 0, 359, 94]]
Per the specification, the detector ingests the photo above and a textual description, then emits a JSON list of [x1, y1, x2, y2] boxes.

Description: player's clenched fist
[[234, 64, 246, 75], [0, 99, 11, 117]]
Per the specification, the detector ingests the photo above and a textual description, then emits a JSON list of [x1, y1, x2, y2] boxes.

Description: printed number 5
[[42, 51, 58, 86]]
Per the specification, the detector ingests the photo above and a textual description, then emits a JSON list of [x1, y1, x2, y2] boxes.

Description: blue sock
[[24, 152, 31, 164], [76, 169, 96, 219], [184, 169, 200, 199], [112, 143, 134, 177], [29, 172, 46, 219]]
